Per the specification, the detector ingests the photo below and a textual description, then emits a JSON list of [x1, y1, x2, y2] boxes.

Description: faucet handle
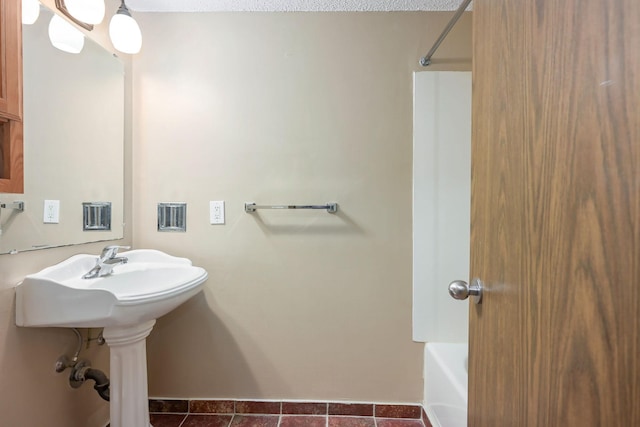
[[100, 245, 131, 260]]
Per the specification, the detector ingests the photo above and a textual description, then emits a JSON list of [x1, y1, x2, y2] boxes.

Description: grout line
[[373, 412, 378, 427], [176, 413, 189, 427]]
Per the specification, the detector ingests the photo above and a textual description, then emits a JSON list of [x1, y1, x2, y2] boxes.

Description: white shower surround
[[412, 71, 471, 343], [127, 0, 470, 12]]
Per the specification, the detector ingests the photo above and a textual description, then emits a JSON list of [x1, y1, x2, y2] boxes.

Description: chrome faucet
[[82, 245, 131, 279]]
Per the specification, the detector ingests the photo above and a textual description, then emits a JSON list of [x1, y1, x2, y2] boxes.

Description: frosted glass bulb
[[48, 15, 85, 54], [109, 12, 142, 54], [65, 0, 105, 25], [22, 0, 40, 25]]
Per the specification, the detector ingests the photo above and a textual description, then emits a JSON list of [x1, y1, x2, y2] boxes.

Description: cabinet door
[[0, 0, 22, 120], [0, 0, 23, 193]]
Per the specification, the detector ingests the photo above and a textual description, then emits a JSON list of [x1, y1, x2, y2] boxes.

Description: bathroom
[[0, 0, 471, 425], [2, 0, 637, 426]]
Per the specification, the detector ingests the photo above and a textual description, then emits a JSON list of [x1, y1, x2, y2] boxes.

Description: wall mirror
[[0, 5, 124, 254]]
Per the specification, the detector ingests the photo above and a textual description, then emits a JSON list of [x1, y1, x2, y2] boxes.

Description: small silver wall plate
[[83, 202, 112, 231], [157, 202, 187, 232]]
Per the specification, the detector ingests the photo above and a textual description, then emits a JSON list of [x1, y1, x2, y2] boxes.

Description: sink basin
[[15, 249, 208, 328]]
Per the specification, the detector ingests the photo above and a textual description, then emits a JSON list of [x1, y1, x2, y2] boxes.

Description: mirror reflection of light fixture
[[109, 1, 142, 54], [64, 0, 105, 25], [22, 0, 41, 25], [48, 14, 85, 54], [54, 0, 93, 31]]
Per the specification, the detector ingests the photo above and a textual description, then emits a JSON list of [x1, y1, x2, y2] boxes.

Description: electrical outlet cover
[[43, 200, 60, 223], [210, 201, 225, 224]]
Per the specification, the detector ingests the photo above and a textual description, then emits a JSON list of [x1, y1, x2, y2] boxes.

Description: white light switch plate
[[43, 200, 60, 223], [210, 201, 225, 225]]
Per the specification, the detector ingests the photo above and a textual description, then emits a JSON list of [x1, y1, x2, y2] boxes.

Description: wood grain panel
[[0, 0, 23, 193], [470, 0, 639, 425], [0, 0, 22, 120], [0, 120, 23, 192]]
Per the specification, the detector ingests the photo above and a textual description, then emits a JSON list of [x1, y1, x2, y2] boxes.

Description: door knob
[[448, 278, 483, 304]]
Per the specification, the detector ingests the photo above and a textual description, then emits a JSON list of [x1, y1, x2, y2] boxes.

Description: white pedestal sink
[[15, 249, 208, 427]]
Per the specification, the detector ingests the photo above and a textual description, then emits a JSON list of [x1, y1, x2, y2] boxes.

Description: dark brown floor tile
[[236, 401, 281, 414], [282, 402, 328, 415], [280, 415, 328, 427], [182, 414, 233, 427], [230, 415, 279, 427], [149, 413, 187, 427], [376, 419, 425, 427], [375, 405, 422, 419], [328, 416, 376, 427], [328, 403, 374, 416], [149, 399, 189, 413], [191, 400, 235, 414]]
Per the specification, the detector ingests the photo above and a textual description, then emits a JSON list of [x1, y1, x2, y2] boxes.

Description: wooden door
[[469, 0, 639, 426]]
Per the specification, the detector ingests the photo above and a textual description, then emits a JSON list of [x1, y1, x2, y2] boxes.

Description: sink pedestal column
[[103, 320, 156, 427]]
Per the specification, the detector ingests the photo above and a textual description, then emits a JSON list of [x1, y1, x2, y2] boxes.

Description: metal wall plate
[[82, 202, 111, 231], [157, 202, 187, 232]]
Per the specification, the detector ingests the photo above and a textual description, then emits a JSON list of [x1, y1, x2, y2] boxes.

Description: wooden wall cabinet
[[0, 0, 24, 193]]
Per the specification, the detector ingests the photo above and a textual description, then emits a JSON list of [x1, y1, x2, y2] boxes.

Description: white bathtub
[[424, 343, 468, 427]]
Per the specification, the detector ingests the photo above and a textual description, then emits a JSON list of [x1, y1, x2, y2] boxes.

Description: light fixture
[[109, 1, 142, 54], [54, 0, 93, 31], [22, 0, 41, 25], [64, 0, 105, 25], [48, 14, 85, 54]]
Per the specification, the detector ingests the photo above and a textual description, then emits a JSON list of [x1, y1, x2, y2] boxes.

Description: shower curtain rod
[[420, 0, 472, 66]]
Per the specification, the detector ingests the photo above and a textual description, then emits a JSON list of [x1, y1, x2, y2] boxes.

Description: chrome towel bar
[[245, 202, 338, 214]]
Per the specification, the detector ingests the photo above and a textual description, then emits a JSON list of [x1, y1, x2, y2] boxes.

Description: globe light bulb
[[48, 14, 85, 54], [22, 0, 40, 25], [109, 3, 142, 54]]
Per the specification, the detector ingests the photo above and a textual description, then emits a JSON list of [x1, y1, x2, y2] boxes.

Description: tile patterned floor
[[147, 400, 432, 427], [150, 414, 426, 427]]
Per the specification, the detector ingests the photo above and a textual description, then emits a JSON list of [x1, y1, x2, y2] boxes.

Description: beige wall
[[0, 1, 133, 426], [134, 12, 470, 402]]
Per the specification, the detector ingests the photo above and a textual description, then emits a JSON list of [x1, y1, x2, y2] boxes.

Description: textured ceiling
[[127, 0, 469, 12]]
